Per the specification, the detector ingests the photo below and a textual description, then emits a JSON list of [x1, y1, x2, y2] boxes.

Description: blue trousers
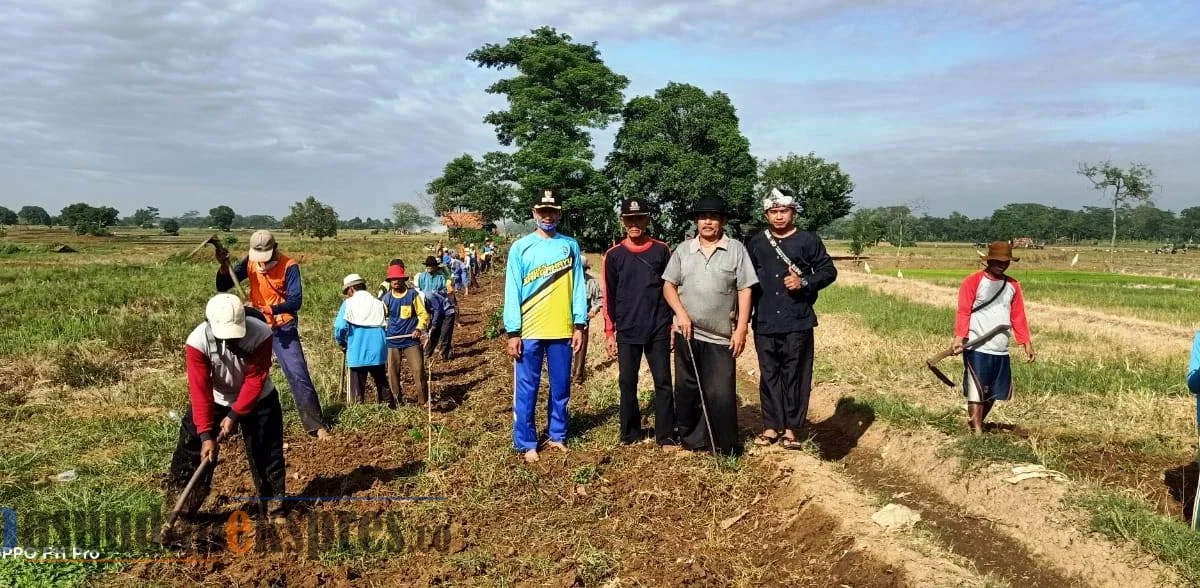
[[513, 338, 572, 451], [273, 322, 328, 433]]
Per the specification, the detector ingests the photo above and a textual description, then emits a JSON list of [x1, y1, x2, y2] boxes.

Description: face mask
[[536, 220, 557, 232]]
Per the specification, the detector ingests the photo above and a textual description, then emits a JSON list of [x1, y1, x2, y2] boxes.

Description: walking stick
[[340, 350, 349, 404], [683, 336, 719, 458]]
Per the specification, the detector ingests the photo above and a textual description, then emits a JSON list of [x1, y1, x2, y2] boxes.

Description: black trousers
[[755, 331, 815, 434], [350, 364, 396, 408], [168, 391, 286, 517], [674, 334, 740, 455], [425, 313, 456, 359], [617, 337, 675, 445]]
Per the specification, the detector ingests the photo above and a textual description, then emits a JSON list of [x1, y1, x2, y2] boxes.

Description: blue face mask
[[536, 220, 557, 232]]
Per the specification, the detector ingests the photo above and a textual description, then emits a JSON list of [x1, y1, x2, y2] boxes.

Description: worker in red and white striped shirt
[[167, 293, 286, 520], [952, 242, 1036, 434]]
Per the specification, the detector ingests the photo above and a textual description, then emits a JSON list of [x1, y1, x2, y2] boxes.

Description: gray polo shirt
[[662, 235, 758, 345]]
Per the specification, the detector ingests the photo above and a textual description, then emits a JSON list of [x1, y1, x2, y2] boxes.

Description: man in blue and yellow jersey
[[504, 188, 588, 463]]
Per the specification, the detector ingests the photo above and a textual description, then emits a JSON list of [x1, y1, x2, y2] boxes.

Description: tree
[[0, 206, 16, 226], [468, 26, 629, 250], [1179, 207, 1200, 243], [59, 203, 119, 236], [130, 207, 159, 229], [757, 152, 854, 232], [161, 219, 180, 236], [208, 205, 236, 232], [846, 209, 887, 255], [605, 82, 758, 243], [17, 206, 51, 226], [1077, 161, 1155, 251], [392, 202, 434, 232], [427, 152, 521, 226], [281, 196, 338, 240]]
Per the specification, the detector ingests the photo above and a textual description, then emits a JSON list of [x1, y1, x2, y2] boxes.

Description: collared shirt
[[747, 229, 838, 334], [662, 235, 757, 345]]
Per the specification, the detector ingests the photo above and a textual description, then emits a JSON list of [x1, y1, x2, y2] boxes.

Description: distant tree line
[[825, 202, 1200, 248]]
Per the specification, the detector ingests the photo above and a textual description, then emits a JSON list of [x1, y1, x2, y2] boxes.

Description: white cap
[[763, 187, 800, 211], [205, 293, 246, 339], [342, 273, 366, 290]]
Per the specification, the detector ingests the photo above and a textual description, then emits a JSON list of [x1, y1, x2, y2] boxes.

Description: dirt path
[[732, 331, 1182, 587], [835, 269, 1193, 360]]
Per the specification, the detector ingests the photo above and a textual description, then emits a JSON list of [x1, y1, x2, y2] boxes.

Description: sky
[[1, 0, 1198, 220]]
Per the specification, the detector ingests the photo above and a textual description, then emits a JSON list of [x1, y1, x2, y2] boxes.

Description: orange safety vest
[[247, 254, 299, 328]]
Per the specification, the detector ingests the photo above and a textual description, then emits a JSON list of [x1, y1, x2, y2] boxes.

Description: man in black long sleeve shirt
[[602, 197, 677, 448], [747, 188, 837, 449]]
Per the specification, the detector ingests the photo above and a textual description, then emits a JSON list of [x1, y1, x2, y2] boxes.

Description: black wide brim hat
[[692, 196, 727, 217], [423, 255, 440, 267]]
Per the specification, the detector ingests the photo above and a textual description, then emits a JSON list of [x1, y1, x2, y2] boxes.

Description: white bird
[[1070, 253, 1079, 266], [863, 261, 872, 274], [897, 269, 904, 279]]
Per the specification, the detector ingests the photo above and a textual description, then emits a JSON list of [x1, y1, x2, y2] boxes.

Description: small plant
[[577, 550, 616, 585], [223, 235, 238, 248], [484, 307, 503, 339], [572, 465, 596, 485]]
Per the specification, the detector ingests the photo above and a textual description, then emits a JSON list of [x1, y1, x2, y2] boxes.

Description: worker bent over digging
[[381, 263, 429, 406], [602, 197, 676, 448], [505, 188, 587, 463], [952, 241, 1036, 434], [334, 273, 395, 408], [216, 229, 330, 439], [748, 188, 838, 450], [663, 197, 758, 456], [168, 293, 286, 520], [417, 255, 456, 360]]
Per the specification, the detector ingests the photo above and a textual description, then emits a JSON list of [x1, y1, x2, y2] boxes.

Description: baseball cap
[[620, 198, 650, 217], [248, 230, 277, 263], [533, 188, 563, 209], [387, 265, 408, 280], [205, 293, 246, 340]]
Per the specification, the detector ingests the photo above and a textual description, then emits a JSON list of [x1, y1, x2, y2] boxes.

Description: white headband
[[762, 187, 799, 211]]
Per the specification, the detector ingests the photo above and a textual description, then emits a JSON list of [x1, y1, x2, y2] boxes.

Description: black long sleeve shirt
[[602, 237, 673, 344], [747, 229, 837, 334]]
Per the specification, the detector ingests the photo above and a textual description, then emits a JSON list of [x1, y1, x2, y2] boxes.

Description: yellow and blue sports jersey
[[504, 232, 587, 340]]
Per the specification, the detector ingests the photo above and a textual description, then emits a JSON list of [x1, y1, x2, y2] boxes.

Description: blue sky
[[0, 0, 1197, 220]]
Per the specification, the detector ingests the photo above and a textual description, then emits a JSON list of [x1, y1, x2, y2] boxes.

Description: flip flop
[[780, 438, 804, 450], [753, 433, 779, 447]]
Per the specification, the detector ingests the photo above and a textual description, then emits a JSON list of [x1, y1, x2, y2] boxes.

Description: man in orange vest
[[216, 230, 331, 439]]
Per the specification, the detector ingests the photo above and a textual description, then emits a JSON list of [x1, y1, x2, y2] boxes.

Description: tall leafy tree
[[0, 206, 16, 226], [281, 196, 338, 240], [1179, 206, 1200, 242], [17, 206, 51, 226], [59, 203, 119, 236], [1077, 161, 1154, 252], [757, 152, 854, 232], [392, 202, 434, 232], [846, 209, 887, 255], [161, 219, 180, 236], [605, 82, 757, 244], [208, 205, 236, 232], [468, 26, 629, 249], [129, 207, 159, 228]]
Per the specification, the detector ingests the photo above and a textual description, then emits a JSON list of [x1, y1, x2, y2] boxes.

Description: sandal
[[780, 437, 805, 450], [753, 432, 779, 447]]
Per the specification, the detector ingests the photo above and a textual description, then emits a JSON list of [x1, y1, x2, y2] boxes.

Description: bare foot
[[316, 428, 332, 441], [523, 449, 540, 463], [661, 444, 681, 453], [543, 440, 568, 453]]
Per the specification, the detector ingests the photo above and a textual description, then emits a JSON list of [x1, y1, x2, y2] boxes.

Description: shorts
[[963, 349, 1012, 402]]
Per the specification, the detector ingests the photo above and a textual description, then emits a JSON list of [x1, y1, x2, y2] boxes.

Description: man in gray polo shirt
[[663, 196, 758, 456]]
